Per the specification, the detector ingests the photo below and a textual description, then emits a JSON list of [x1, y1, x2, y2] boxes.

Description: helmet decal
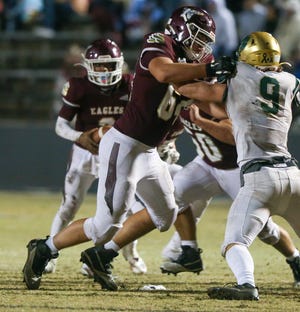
[[237, 32, 281, 67]]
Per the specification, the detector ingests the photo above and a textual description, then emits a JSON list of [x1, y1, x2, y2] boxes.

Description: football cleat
[[22, 238, 58, 290], [80, 245, 118, 291], [127, 256, 147, 275], [207, 283, 259, 301], [44, 258, 57, 274], [160, 245, 203, 275], [286, 256, 300, 288], [122, 242, 147, 274], [80, 263, 94, 278]]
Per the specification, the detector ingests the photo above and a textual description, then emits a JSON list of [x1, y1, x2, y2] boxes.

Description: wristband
[[98, 126, 104, 139], [205, 63, 216, 77]]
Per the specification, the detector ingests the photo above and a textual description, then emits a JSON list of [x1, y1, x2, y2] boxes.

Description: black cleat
[[22, 238, 58, 290], [160, 246, 203, 275], [207, 283, 259, 301], [80, 246, 118, 291], [286, 256, 300, 288]]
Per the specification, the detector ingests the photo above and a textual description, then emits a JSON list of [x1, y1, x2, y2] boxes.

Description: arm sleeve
[[55, 116, 83, 142]]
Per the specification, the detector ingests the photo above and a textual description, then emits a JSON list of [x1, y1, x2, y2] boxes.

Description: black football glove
[[205, 56, 237, 83]]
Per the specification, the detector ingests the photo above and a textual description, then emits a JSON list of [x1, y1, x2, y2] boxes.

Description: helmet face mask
[[82, 39, 124, 87], [182, 23, 215, 62], [237, 32, 281, 68], [165, 6, 215, 63]]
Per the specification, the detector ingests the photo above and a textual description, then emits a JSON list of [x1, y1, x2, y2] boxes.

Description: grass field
[[1, 191, 300, 311]]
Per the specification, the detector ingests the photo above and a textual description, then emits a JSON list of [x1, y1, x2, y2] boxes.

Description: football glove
[[158, 139, 180, 164], [205, 56, 237, 83]]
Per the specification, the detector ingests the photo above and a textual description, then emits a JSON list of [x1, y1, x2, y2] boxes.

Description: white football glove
[[157, 139, 180, 164]]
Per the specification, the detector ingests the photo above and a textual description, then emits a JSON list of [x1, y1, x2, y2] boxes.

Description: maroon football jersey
[[59, 74, 132, 132], [114, 32, 190, 147], [180, 109, 238, 169]]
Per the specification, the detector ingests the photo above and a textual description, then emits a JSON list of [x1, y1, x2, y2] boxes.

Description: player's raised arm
[[177, 80, 226, 103], [149, 56, 236, 84]]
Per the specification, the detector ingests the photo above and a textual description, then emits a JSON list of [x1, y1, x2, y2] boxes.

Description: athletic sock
[[104, 240, 120, 252], [287, 249, 300, 262], [181, 240, 198, 250], [45, 236, 59, 255], [226, 244, 255, 287]]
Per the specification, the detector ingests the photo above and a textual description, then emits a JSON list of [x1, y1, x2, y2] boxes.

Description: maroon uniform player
[[23, 6, 236, 291], [44, 38, 147, 275], [159, 105, 239, 274]]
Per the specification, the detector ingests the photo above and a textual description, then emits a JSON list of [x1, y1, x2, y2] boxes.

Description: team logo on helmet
[[237, 32, 281, 67]]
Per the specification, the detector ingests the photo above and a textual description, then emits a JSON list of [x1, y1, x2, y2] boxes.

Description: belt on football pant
[[240, 156, 298, 187]]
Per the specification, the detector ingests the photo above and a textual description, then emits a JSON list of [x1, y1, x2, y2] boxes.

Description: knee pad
[[258, 221, 280, 245], [58, 194, 81, 222], [191, 199, 211, 222], [83, 217, 122, 245], [153, 206, 178, 232], [175, 190, 190, 214]]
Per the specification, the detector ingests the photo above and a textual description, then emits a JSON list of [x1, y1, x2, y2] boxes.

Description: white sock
[[226, 244, 255, 287], [287, 249, 300, 261], [181, 240, 198, 250], [104, 240, 120, 252], [45, 236, 59, 255], [170, 231, 181, 249]]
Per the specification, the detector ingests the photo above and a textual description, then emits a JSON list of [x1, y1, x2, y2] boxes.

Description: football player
[[22, 6, 236, 291], [44, 38, 147, 275], [177, 31, 300, 300], [160, 104, 300, 289]]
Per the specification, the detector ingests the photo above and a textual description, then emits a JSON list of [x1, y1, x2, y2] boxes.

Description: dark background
[[1, 122, 300, 192]]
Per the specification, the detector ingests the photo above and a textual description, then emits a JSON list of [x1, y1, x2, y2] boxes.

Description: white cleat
[[122, 242, 147, 274], [44, 258, 57, 274], [80, 263, 94, 278], [127, 256, 147, 274]]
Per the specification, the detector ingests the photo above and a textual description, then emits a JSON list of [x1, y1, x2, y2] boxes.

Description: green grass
[[1, 191, 300, 311]]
